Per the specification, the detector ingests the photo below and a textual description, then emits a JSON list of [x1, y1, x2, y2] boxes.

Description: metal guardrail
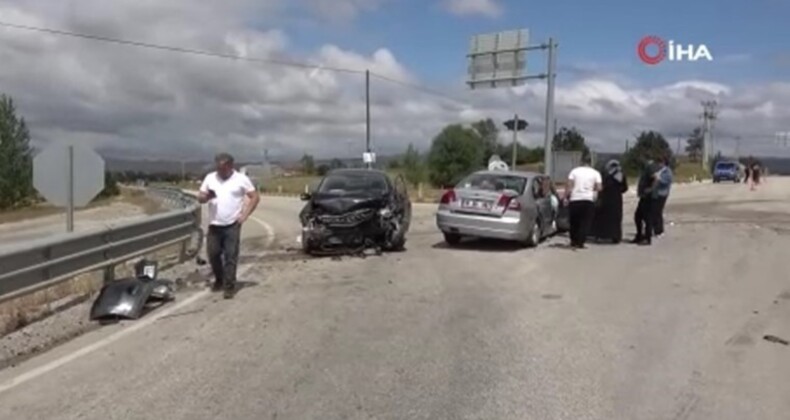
[[0, 187, 202, 302]]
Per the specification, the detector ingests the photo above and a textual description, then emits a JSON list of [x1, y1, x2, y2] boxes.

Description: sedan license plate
[[462, 199, 489, 209]]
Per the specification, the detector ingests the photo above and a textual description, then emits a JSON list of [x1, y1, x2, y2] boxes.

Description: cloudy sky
[[0, 0, 789, 161]]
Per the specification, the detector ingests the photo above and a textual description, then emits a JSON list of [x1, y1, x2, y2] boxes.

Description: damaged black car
[[298, 169, 412, 255]]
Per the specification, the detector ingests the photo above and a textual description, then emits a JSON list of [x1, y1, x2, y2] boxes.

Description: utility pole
[[543, 38, 557, 177], [734, 136, 741, 160], [777, 131, 790, 147], [675, 135, 681, 156], [701, 100, 717, 171], [365, 69, 371, 169]]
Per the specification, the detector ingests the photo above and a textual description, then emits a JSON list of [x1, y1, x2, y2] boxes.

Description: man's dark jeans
[[653, 195, 668, 235], [568, 200, 595, 247], [206, 222, 241, 290], [634, 196, 655, 241]]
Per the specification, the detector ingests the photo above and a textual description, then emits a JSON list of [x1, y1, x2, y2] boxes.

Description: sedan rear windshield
[[716, 163, 736, 170], [456, 173, 527, 194], [317, 173, 389, 194]]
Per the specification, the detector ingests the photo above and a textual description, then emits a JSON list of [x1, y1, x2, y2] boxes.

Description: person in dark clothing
[[751, 163, 761, 190], [631, 160, 658, 245], [651, 157, 673, 237], [593, 159, 628, 243], [744, 165, 751, 184]]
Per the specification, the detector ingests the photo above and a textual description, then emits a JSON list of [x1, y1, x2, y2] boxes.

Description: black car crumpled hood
[[311, 193, 386, 214]]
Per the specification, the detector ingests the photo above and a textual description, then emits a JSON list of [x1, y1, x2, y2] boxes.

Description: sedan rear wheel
[[523, 220, 541, 247], [443, 232, 461, 246]]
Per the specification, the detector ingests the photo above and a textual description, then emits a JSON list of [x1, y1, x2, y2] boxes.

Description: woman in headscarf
[[593, 159, 628, 243]]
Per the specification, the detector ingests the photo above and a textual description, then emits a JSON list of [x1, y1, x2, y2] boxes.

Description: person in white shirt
[[198, 153, 260, 299], [563, 155, 602, 249]]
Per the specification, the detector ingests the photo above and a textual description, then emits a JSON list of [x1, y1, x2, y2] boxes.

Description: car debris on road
[[90, 259, 175, 322]]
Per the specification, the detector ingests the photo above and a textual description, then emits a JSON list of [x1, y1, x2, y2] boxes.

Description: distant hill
[[104, 153, 405, 176]]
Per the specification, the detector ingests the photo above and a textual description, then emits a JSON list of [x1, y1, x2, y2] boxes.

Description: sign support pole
[[512, 113, 518, 169], [66, 145, 75, 232], [543, 38, 557, 176]]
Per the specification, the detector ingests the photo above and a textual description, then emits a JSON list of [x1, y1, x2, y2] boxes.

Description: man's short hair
[[215, 152, 234, 164], [581, 154, 592, 165]]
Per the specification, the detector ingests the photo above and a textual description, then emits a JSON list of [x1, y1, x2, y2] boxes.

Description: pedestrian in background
[[563, 155, 602, 249], [632, 159, 658, 246], [198, 153, 260, 299], [593, 159, 628, 244], [651, 157, 673, 238], [751, 162, 762, 191], [744, 163, 751, 185]]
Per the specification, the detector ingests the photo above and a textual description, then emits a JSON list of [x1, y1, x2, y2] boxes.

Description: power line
[[0, 20, 364, 74], [368, 72, 470, 105], [0, 20, 471, 106]]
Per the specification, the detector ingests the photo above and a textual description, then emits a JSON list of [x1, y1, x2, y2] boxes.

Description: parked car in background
[[298, 169, 411, 255], [435, 170, 568, 247], [713, 161, 742, 183]]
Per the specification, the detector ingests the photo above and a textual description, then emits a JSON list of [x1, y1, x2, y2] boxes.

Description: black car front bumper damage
[[302, 207, 405, 255]]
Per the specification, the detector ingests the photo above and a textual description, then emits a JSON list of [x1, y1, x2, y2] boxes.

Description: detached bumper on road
[[436, 210, 524, 241]]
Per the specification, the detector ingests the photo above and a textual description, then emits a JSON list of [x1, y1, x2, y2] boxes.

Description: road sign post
[[467, 29, 558, 176], [34, 142, 105, 233], [504, 115, 528, 169], [67, 145, 74, 232]]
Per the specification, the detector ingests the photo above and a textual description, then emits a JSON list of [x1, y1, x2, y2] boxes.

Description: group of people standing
[[562, 155, 673, 249]]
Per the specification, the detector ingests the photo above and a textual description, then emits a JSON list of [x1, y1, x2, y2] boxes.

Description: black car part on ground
[[300, 193, 409, 256], [90, 259, 175, 321]]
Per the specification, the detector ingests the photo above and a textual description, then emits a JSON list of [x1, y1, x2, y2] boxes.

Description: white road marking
[[0, 216, 276, 395], [250, 215, 275, 248]]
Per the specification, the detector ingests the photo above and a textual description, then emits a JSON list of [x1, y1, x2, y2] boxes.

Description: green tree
[[387, 158, 401, 170], [0, 94, 34, 209], [496, 143, 532, 165], [552, 127, 591, 160], [316, 164, 330, 176], [472, 118, 499, 164], [427, 124, 484, 187], [401, 143, 426, 187], [685, 127, 703, 162], [97, 171, 120, 199], [525, 146, 544, 164], [624, 130, 674, 172], [330, 158, 345, 169], [300, 153, 315, 175]]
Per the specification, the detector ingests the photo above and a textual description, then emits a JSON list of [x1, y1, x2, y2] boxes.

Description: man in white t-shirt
[[198, 153, 260, 299], [563, 155, 602, 249]]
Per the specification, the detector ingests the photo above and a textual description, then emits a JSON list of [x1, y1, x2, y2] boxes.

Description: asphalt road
[[1, 178, 790, 419], [0, 202, 151, 253]]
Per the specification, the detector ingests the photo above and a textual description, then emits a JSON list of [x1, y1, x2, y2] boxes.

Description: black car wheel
[[300, 231, 314, 255]]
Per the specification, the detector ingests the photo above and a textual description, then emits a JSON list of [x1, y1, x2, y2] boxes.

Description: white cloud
[[0, 0, 787, 162], [442, 0, 503, 18], [304, 0, 385, 22]]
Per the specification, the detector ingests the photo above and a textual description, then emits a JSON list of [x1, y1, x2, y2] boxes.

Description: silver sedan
[[435, 170, 568, 247]]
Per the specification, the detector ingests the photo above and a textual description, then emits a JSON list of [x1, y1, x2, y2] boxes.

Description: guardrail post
[[103, 265, 115, 284]]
